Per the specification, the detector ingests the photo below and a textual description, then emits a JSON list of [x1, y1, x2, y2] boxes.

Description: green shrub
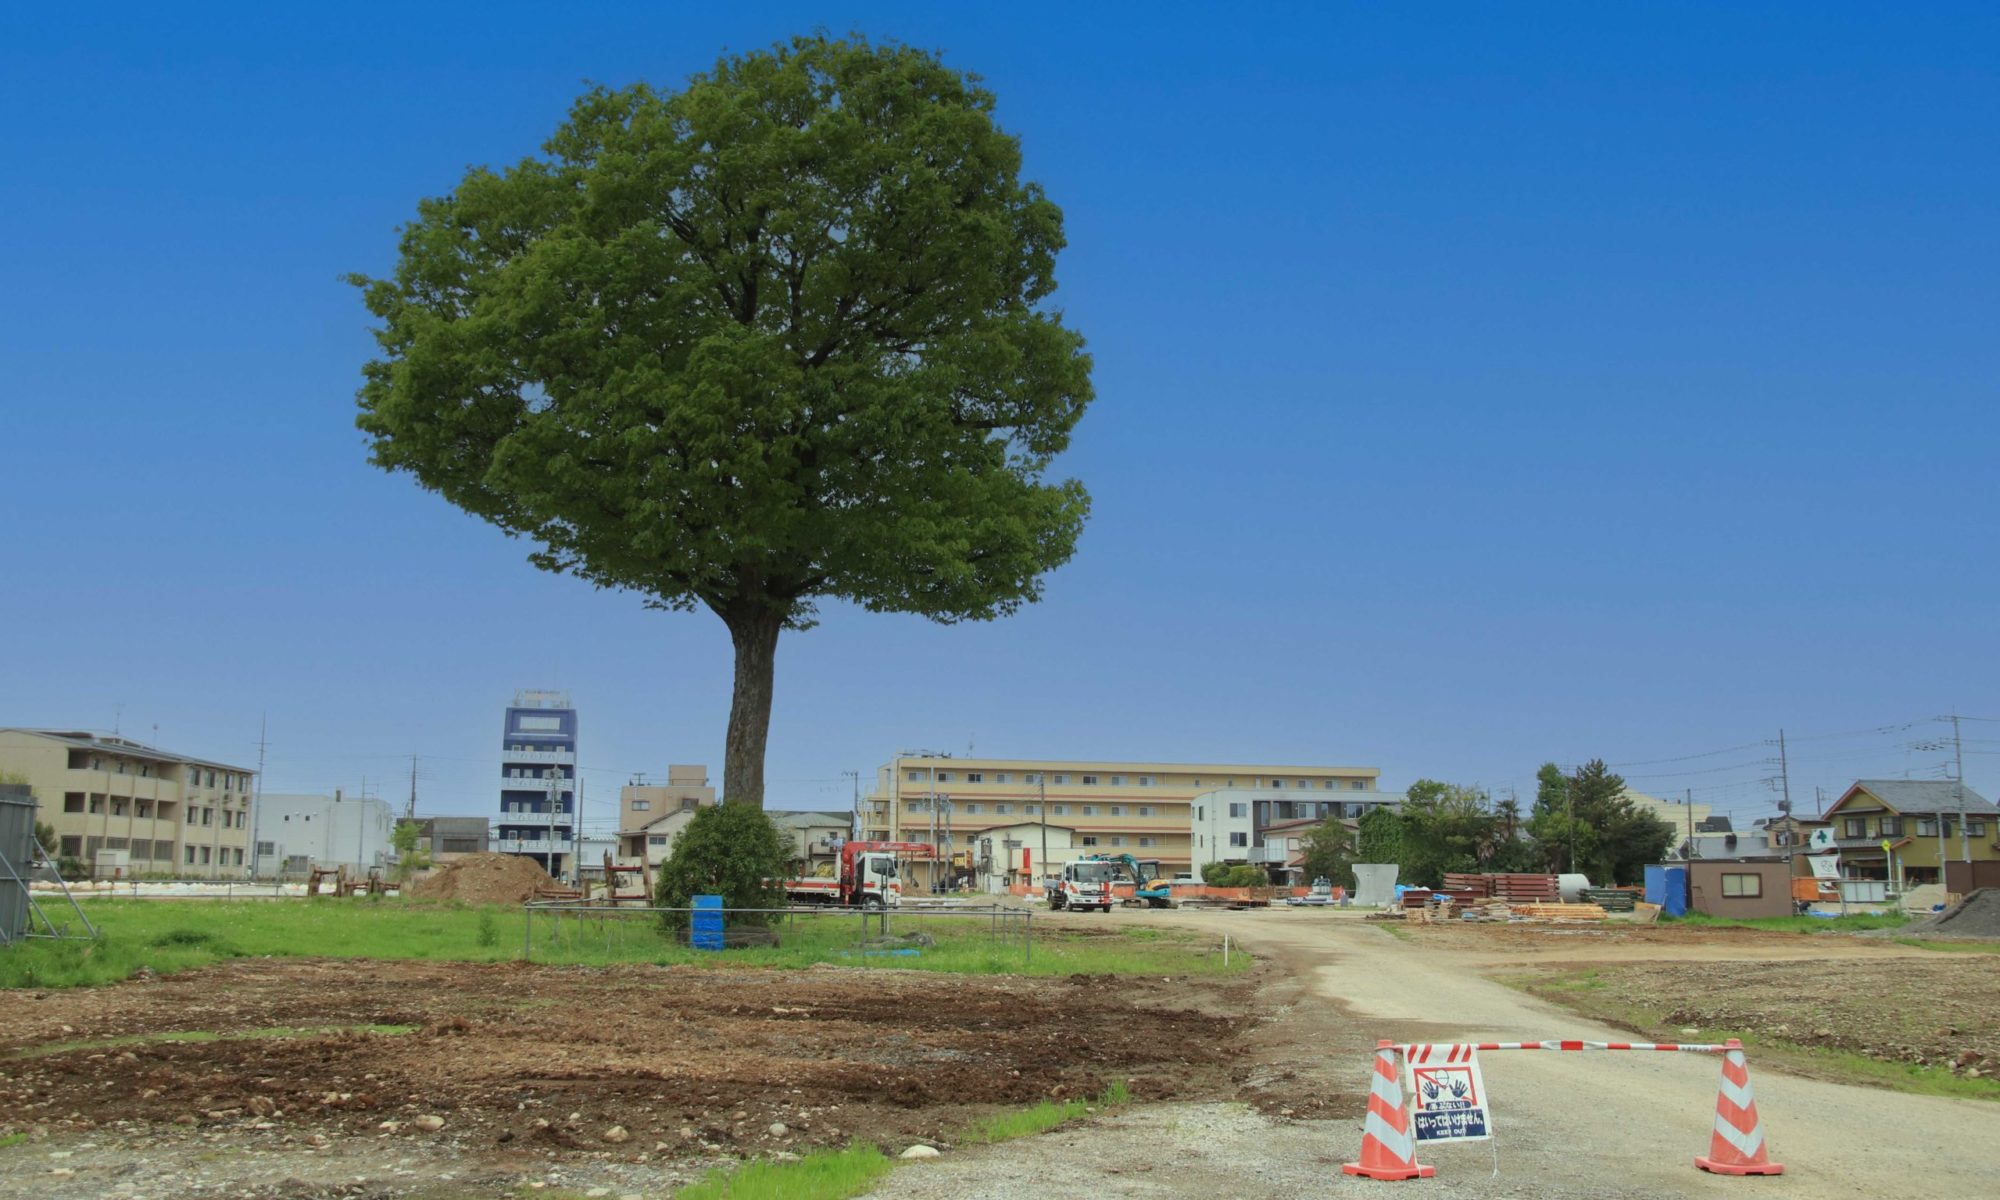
[[475, 911, 499, 948], [1199, 861, 1233, 885], [653, 803, 790, 929]]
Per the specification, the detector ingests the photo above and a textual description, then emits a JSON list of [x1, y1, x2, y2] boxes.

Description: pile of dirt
[[1900, 888, 2000, 940], [408, 853, 555, 904]]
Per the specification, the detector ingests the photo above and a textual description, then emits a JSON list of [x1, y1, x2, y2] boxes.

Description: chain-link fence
[[522, 901, 1032, 968]]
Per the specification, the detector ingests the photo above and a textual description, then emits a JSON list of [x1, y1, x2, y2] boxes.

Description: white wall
[[255, 793, 398, 876], [1189, 789, 1258, 866]]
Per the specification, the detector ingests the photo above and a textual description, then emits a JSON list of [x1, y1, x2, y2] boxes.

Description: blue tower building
[[497, 689, 577, 877]]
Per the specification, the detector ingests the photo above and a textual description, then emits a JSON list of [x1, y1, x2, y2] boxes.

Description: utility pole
[[546, 770, 559, 879], [1039, 775, 1048, 891], [1776, 729, 1792, 815], [1686, 788, 1695, 859], [249, 714, 268, 880], [407, 754, 418, 822], [843, 770, 861, 840], [1952, 713, 1969, 865]]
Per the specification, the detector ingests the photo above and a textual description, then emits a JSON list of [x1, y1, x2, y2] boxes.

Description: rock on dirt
[[411, 1115, 445, 1132], [409, 853, 557, 904], [901, 1144, 941, 1159]]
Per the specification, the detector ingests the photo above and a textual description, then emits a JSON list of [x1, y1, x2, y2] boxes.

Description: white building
[[1190, 787, 1402, 872], [254, 792, 397, 877]]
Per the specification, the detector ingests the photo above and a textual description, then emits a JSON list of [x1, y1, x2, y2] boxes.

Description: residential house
[[1821, 780, 1998, 887]]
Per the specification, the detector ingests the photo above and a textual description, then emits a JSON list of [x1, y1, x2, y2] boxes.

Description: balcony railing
[[493, 837, 574, 855], [501, 749, 574, 765], [500, 775, 574, 794], [1246, 845, 1290, 864]]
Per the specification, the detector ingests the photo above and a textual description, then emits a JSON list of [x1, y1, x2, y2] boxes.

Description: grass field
[[1664, 911, 1909, 933], [0, 899, 1246, 989]]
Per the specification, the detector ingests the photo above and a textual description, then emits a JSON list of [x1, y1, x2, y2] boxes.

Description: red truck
[[783, 840, 934, 908]]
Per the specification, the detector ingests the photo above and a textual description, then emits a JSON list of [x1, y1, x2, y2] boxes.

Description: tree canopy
[[1527, 760, 1676, 884], [352, 35, 1093, 807], [1297, 816, 1356, 890]]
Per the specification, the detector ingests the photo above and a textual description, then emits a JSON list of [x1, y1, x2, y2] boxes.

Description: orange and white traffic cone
[[1695, 1040, 1784, 1176], [1343, 1040, 1435, 1180]]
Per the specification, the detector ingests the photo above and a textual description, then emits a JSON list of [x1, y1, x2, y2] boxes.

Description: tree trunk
[[722, 609, 783, 809]]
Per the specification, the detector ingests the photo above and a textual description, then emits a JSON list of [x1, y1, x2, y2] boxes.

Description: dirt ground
[[0, 951, 1251, 1198]]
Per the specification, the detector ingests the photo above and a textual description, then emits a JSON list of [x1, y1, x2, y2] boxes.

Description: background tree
[[352, 35, 1093, 808], [390, 819, 431, 880], [1395, 780, 1497, 886], [1357, 805, 1404, 867], [1527, 761, 1594, 874], [653, 803, 789, 928], [1298, 816, 1356, 890], [1526, 760, 1674, 884]]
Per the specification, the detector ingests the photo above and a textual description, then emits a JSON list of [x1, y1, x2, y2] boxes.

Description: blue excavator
[[1084, 853, 1174, 908]]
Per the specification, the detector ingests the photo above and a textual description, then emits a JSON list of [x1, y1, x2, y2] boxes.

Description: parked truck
[[1046, 858, 1119, 912], [783, 840, 934, 908]]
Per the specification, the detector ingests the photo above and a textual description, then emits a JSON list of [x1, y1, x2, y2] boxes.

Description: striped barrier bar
[[1399, 1041, 1729, 1056]]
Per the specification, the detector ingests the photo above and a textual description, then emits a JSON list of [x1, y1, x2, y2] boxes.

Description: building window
[[631, 800, 651, 811], [1843, 817, 1865, 838], [185, 845, 195, 864], [966, 772, 983, 783], [994, 773, 1010, 783], [1052, 804, 1068, 815], [907, 770, 923, 782], [1081, 805, 1097, 816], [1879, 817, 1903, 837], [1917, 817, 1939, 837], [1138, 806, 1155, 817], [1109, 836, 1126, 846], [1051, 774, 1068, 785], [1720, 873, 1763, 898], [88, 795, 105, 814], [1081, 775, 1099, 786], [1138, 836, 1156, 847], [1196, 805, 1204, 821], [1109, 806, 1125, 816], [1139, 776, 1155, 786], [200, 846, 212, 864], [1080, 836, 1099, 847], [1271, 779, 1284, 788], [1229, 832, 1248, 847], [137, 800, 153, 818], [64, 793, 85, 813], [1023, 773, 1040, 783], [995, 804, 1010, 815], [1025, 804, 1038, 815], [936, 771, 953, 782], [1969, 820, 1989, 837], [1228, 802, 1247, 818], [649, 835, 668, 846], [1351, 780, 1366, 790], [964, 803, 981, 814], [1109, 775, 1125, 786]]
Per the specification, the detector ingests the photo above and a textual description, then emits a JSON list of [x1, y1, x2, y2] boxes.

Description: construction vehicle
[[1084, 853, 1173, 908], [1046, 858, 1119, 911], [1286, 876, 1338, 906], [784, 840, 934, 908]]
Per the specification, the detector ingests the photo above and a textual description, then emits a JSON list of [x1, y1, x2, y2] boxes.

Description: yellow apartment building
[[862, 755, 1382, 888], [0, 728, 255, 878]]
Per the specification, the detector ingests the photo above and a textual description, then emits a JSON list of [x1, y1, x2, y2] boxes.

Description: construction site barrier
[[1343, 1037, 1782, 1180]]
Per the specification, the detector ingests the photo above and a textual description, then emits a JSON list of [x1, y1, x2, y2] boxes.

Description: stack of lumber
[[1579, 887, 1637, 912], [1511, 902, 1609, 921], [1400, 888, 1436, 910]]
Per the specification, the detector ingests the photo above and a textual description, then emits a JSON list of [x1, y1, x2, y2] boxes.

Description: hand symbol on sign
[[1449, 1077, 1469, 1099]]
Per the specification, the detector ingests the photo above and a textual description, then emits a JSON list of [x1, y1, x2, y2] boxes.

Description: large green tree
[[352, 35, 1093, 807], [1527, 760, 1675, 884], [1298, 816, 1357, 890], [653, 803, 790, 928]]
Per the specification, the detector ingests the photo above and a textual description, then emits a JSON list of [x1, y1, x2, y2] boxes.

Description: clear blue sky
[[4, 3, 1996, 833]]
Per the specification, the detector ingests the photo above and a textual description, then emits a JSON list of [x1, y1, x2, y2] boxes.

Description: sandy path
[[864, 908, 1995, 1199]]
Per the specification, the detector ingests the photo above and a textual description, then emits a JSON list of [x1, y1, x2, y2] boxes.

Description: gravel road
[[863, 908, 1996, 1199]]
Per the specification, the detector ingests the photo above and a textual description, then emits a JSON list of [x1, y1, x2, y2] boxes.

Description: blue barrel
[[691, 894, 725, 951]]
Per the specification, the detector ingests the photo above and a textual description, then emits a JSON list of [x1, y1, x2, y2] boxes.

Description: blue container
[[1643, 865, 1688, 917], [691, 894, 724, 951]]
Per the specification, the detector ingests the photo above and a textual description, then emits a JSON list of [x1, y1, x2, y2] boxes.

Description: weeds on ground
[[964, 1080, 1131, 1143], [1501, 968, 2000, 1103], [1665, 911, 1909, 933], [0, 900, 1247, 989], [1895, 938, 2000, 954], [0, 1132, 27, 1150], [674, 1142, 892, 1200], [11, 1024, 418, 1059]]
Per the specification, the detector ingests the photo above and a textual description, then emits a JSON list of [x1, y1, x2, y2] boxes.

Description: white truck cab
[[1047, 859, 1117, 912]]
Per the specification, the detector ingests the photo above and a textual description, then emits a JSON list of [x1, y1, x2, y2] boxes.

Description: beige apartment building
[[0, 728, 255, 878], [616, 765, 716, 864], [864, 755, 1382, 888]]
